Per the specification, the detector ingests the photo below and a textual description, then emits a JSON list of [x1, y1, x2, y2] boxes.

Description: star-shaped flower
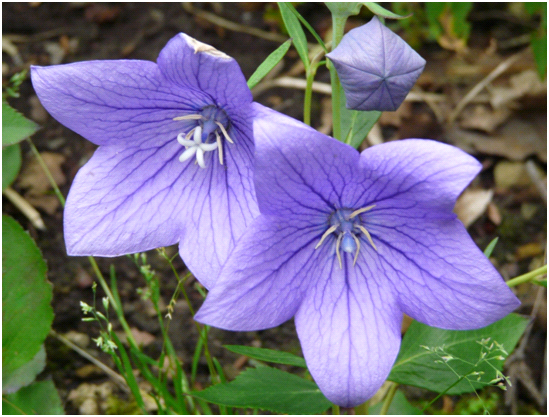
[[327, 16, 426, 111], [195, 105, 520, 407], [31, 33, 259, 288]]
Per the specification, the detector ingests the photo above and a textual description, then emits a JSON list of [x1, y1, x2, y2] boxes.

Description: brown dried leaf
[[454, 188, 493, 228], [494, 161, 531, 189], [459, 105, 511, 133], [447, 118, 546, 162], [489, 69, 547, 109], [18, 152, 65, 195], [516, 243, 544, 260]]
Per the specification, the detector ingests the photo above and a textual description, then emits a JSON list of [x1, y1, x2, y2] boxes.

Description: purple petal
[[31, 60, 205, 146], [194, 215, 325, 329], [295, 255, 402, 407], [178, 125, 259, 289], [252, 104, 360, 218], [157, 33, 252, 112], [368, 215, 520, 329], [327, 16, 426, 111], [353, 139, 482, 212], [65, 122, 258, 288], [64, 139, 186, 255]]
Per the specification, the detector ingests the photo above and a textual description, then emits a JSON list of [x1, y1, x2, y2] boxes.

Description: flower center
[[173, 105, 234, 168], [315, 205, 377, 269]]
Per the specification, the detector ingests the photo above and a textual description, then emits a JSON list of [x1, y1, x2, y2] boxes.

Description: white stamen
[[215, 131, 223, 165], [349, 205, 376, 219], [352, 234, 361, 266], [173, 114, 204, 121], [315, 225, 338, 249], [215, 121, 234, 144], [336, 234, 343, 269], [356, 225, 377, 251]]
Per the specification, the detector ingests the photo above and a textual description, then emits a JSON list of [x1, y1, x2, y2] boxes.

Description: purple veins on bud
[[327, 16, 426, 111], [30, 33, 259, 289]]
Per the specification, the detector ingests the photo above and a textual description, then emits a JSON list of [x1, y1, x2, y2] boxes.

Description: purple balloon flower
[[327, 16, 426, 111], [195, 105, 520, 407], [31, 33, 259, 288]]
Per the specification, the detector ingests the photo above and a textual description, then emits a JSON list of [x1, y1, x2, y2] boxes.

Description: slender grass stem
[[354, 399, 369, 415], [26, 138, 65, 206], [380, 383, 399, 415], [507, 265, 547, 287], [328, 15, 346, 140]]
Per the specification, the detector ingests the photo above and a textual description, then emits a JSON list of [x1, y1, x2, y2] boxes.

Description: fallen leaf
[[448, 117, 546, 162], [459, 105, 511, 133], [18, 152, 65, 195], [454, 188, 493, 227], [487, 202, 502, 225], [17, 152, 65, 214], [494, 161, 532, 189], [516, 243, 544, 260]]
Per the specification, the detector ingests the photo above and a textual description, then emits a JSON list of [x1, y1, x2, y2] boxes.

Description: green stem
[[328, 15, 347, 141], [26, 138, 66, 206], [26, 138, 140, 351], [506, 265, 547, 287], [303, 64, 319, 126], [331, 404, 340, 415], [380, 383, 399, 415], [161, 252, 219, 383], [354, 399, 369, 415], [89, 256, 140, 351]]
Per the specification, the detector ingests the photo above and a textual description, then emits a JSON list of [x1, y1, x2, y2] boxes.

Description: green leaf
[[2, 143, 22, 191], [369, 390, 422, 415], [2, 100, 39, 146], [531, 34, 547, 79], [449, 3, 473, 40], [362, 2, 412, 19], [388, 313, 528, 394], [483, 237, 499, 258], [248, 39, 292, 89], [2, 215, 53, 385], [2, 345, 46, 394], [192, 366, 332, 414], [224, 345, 307, 368], [278, 2, 309, 68], [2, 380, 64, 415], [339, 84, 381, 148]]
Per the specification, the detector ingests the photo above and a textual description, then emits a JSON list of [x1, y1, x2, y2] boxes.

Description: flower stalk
[[506, 264, 547, 288]]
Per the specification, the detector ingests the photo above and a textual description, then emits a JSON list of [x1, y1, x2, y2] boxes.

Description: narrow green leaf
[[531, 34, 547, 79], [2, 380, 64, 415], [2, 100, 39, 146], [388, 313, 528, 394], [483, 237, 499, 258], [362, 2, 412, 19], [248, 39, 292, 89], [192, 366, 332, 414], [278, 2, 309, 68], [2, 216, 53, 384], [285, 3, 327, 51], [224, 345, 307, 368], [2, 143, 22, 191]]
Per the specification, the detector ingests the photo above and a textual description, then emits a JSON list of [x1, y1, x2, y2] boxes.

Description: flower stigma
[[173, 105, 234, 168], [315, 205, 377, 269]]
